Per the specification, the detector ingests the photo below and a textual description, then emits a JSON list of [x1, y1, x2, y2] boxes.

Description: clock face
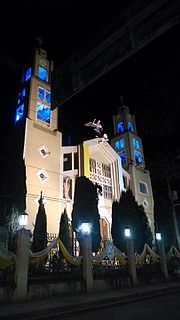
[[40, 59, 47, 68]]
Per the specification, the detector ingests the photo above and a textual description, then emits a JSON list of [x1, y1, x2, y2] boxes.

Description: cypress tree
[[59, 208, 72, 254], [111, 200, 121, 249], [111, 189, 153, 253], [32, 191, 47, 252], [72, 176, 101, 252]]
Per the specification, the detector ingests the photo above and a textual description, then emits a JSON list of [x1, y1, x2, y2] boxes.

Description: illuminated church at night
[[14, 47, 155, 240]]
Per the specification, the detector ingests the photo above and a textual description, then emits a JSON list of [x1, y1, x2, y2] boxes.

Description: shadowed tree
[[72, 176, 101, 253], [32, 191, 47, 253], [111, 200, 121, 250], [111, 189, 153, 253], [59, 208, 72, 254], [0, 158, 27, 251]]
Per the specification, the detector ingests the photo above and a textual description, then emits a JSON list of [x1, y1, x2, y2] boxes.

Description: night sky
[[1, 1, 180, 142], [1, 0, 180, 234]]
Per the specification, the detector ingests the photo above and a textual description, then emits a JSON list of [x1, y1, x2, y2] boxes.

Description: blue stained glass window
[[17, 92, 21, 104], [38, 66, 47, 81], [119, 138, 124, 148], [115, 141, 119, 150], [46, 91, 51, 104], [119, 151, 126, 165], [128, 121, 134, 132], [134, 150, 142, 164], [133, 138, 140, 150], [25, 67, 32, 81], [115, 138, 124, 150], [15, 104, 24, 124], [38, 87, 44, 100], [36, 103, 51, 124], [22, 88, 26, 97], [117, 121, 124, 133]]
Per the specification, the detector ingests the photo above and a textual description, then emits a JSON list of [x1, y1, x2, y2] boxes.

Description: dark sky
[[0, 0, 180, 238], [1, 1, 180, 184], [0, 0, 131, 133]]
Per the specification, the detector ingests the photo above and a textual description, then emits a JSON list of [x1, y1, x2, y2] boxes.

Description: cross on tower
[[36, 36, 44, 47]]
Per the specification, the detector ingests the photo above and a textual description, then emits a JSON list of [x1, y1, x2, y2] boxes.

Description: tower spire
[[36, 36, 44, 47], [117, 94, 129, 114], [120, 94, 124, 106]]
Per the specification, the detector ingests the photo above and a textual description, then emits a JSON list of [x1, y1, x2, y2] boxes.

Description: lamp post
[[167, 178, 180, 251], [79, 223, 93, 293], [19, 212, 28, 229], [14, 214, 30, 301], [124, 228, 138, 286], [156, 232, 169, 282]]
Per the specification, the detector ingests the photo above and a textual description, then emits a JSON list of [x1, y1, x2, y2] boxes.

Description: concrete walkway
[[0, 280, 180, 319]]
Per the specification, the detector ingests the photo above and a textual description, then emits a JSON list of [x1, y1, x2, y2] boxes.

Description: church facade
[[14, 47, 154, 240]]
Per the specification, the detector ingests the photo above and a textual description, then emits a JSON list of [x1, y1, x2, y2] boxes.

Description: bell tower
[[111, 97, 155, 236], [14, 45, 62, 233]]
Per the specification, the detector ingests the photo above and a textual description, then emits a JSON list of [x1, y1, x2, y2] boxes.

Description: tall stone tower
[[111, 98, 155, 236], [14, 46, 62, 233]]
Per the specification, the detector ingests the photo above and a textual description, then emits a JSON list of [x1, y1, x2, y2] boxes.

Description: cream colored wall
[[24, 118, 62, 234], [129, 166, 155, 235], [85, 139, 128, 237]]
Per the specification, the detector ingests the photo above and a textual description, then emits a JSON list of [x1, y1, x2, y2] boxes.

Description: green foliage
[[0, 158, 27, 250], [32, 192, 47, 253], [111, 189, 153, 253], [59, 208, 72, 254], [0, 203, 20, 251], [72, 176, 101, 252]]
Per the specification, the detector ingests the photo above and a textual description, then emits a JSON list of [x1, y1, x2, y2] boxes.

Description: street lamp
[[19, 212, 28, 228], [78, 222, 93, 293], [124, 227, 138, 286], [155, 232, 169, 281], [78, 223, 92, 235], [124, 228, 131, 238], [155, 232, 162, 241], [167, 178, 180, 251]]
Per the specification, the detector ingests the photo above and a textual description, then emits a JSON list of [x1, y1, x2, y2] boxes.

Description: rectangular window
[[36, 102, 51, 124], [63, 153, 72, 171], [38, 66, 47, 81], [115, 138, 124, 151], [46, 91, 51, 104], [119, 151, 126, 165], [22, 88, 26, 97], [38, 87, 45, 100], [117, 121, 124, 133], [115, 140, 119, 151], [102, 164, 111, 178], [128, 121, 134, 132], [15, 104, 24, 124], [120, 138, 124, 148], [133, 138, 140, 150], [139, 181, 148, 194], [25, 67, 32, 81], [17, 92, 21, 104], [74, 152, 78, 170], [90, 158, 96, 173], [103, 185, 112, 199], [134, 150, 142, 165]]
